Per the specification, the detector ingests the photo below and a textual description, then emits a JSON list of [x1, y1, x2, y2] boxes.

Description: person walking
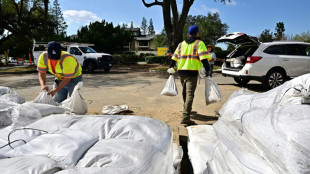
[[168, 25, 212, 126], [37, 41, 83, 103], [207, 44, 217, 77]]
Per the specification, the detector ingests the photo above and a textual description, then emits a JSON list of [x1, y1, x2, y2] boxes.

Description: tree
[[292, 31, 310, 42], [183, 13, 228, 45], [130, 21, 134, 29], [76, 20, 133, 54], [259, 29, 273, 42], [141, 17, 147, 35], [0, 0, 57, 58], [148, 18, 155, 35], [153, 28, 168, 48], [142, 0, 230, 52], [52, 0, 68, 36], [274, 22, 285, 41]]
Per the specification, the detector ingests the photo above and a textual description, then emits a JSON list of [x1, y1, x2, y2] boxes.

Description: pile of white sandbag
[[0, 114, 176, 174], [188, 73, 310, 174], [0, 86, 65, 128]]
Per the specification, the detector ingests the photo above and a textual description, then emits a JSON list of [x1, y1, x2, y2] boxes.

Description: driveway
[[0, 64, 264, 142]]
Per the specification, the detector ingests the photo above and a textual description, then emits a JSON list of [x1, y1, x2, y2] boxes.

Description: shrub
[[113, 54, 139, 65], [145, 56, 169, 64]]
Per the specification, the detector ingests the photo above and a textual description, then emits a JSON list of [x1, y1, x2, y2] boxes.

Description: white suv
[[217, 32, 310, 89]]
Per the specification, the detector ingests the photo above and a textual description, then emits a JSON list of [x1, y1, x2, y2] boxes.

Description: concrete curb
[[0, 70, 37, 74]]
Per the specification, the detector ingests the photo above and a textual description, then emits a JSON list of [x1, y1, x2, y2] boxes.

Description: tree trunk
[[142, 0, 193, 53]]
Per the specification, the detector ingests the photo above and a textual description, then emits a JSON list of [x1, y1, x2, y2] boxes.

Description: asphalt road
[[0, 65, 265, 141]]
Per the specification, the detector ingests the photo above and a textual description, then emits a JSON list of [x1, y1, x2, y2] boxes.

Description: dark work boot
[[180, 119, 197, 126]]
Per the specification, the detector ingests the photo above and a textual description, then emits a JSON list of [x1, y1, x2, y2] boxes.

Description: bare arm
[[38, 72, 48, 91]]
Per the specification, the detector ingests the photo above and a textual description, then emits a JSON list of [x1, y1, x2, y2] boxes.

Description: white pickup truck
[[32, 41, 113, 73]]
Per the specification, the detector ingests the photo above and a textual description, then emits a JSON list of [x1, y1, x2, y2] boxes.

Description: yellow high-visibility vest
[[37, 51, 82, 80], [172, 40, 211, 71]]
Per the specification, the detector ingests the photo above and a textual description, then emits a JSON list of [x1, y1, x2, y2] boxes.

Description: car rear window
[[264, 44, 310, 56]]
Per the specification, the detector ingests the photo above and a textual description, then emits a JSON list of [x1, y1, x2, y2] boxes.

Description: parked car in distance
[[8, 57, 17, 63], [217, 32, 310, 89]]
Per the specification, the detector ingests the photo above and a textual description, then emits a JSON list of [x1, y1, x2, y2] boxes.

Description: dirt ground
[[0, 64, 264, 144]]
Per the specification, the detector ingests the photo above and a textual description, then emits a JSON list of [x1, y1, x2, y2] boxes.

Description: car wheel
[[104, 68, 110, 73], [233, 77, 250, 86], [263, 69, 286, 89], [85, 61, 96, 73]]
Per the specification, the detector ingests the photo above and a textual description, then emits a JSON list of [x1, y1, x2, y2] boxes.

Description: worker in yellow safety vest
[[37, 41, 83, 103], [168, 25, 212, 126]]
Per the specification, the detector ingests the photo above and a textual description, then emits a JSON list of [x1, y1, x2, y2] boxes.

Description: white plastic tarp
[[0, 99, 42, 127], [188, 73, 310, 174]]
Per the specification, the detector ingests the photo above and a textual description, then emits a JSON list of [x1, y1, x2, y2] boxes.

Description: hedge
[[145, 56, 170, 65], [113, 54, 140, 64]]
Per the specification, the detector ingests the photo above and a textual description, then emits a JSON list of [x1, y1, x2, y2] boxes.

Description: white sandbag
[[200, 73, 310, 174], [0, 86, 12, 95], [77, 139, 170, 174], [1, 114, 175, 173], [106, 116, 172, 150], [172, 143, 183, 174], [27, 114, 82, 133], [61, 82, 88, 115], [0, 99, 41, 127], [22, 102, 65, 117], [33, 90, 58, 105], [102, 105, 129, 115], [0, 126, 46, 159], [69, 115, 121, 139], [187, 125, 218, 174], [0, 99, 17, 127], [5, 128, 98, 167], [12, 104, 42, 127], [161, 75, 178, 96], [205, 77, 221, 105], [0, 93, 25, 104], [0, 156, 62, 174], [55, 167, 129, 174]]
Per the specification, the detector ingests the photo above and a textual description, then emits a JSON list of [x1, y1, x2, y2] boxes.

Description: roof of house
[[135, 35, 156, 41]]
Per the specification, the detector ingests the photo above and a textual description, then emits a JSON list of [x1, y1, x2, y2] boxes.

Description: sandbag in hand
[[167, 68, 176, 74], [199, 67, 210, 78]]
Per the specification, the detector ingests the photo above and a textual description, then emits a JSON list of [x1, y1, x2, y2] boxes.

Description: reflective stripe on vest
[[176, 40, 204, 71], [43, 53, 79, 79], [177, 40, 201, 60]]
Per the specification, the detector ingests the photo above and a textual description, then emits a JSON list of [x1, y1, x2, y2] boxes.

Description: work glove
[[167, 68, 176, 74]]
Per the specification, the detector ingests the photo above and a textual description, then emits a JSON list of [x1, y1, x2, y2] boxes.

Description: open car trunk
[[224, 44, 259, 69], [217, 32, 260, 70]]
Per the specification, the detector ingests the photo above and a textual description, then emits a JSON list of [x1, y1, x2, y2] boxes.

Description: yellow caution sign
[[157, 47, 169, 56]]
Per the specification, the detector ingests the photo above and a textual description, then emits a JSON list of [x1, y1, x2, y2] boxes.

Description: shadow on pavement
[[191, 113, 219, 123]]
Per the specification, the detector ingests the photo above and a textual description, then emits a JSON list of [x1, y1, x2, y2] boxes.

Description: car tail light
[[246, 56, 262, 63]]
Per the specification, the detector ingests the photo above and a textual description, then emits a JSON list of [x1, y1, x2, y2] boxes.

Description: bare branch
[[142, 0, 163, 7]]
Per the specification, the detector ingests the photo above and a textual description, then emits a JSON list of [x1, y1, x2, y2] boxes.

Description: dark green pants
[[180, 76, 198, 120]]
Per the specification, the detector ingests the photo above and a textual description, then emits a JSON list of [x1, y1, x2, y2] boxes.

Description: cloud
[[194, 5, 219, 14], [63, 10, 101, 25], [226, 0, 237, 5]]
